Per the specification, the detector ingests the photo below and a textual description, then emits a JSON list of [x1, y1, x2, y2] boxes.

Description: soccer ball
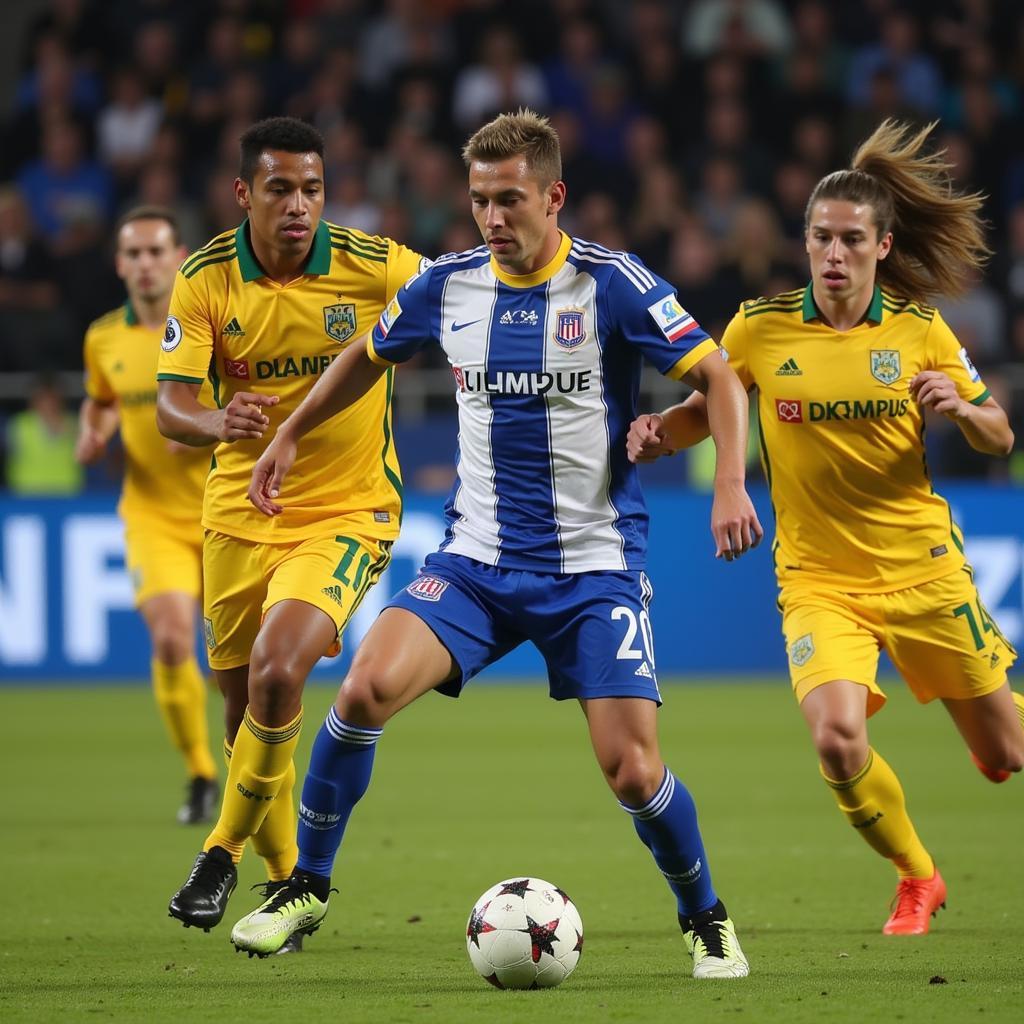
[[466, 877, 583, 989]]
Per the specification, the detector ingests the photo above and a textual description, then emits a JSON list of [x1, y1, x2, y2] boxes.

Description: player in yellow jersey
[[628, 120, 1023, 935], [156, 117, 426, 944], [76, 207, 219, 826]]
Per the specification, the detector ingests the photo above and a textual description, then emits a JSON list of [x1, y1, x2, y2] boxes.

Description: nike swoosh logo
[[451, 319, 483, 332]]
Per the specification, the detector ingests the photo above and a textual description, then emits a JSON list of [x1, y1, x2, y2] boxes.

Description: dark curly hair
[[239, 117, 325, 184]]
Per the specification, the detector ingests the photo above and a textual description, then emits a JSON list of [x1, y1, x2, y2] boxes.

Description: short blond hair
[[461, 108, 562, 186]]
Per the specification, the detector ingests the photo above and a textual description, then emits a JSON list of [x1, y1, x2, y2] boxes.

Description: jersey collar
[[802, 282, 884, 325], [489, 230, 571, 288], [124, 301, 138, 326], [235, 219, 333, 282]]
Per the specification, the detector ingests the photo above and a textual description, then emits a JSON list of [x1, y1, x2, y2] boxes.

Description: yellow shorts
[[123, 520, 203, 607], [202, 527, 393, 671], [780, 568, 1017, 717]]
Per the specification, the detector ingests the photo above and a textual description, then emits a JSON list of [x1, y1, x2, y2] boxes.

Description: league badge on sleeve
[[957, 346, 981, 383], [162, 315, 183, 352], [647, 295, 698, 343], [378, 295, 403, 338]]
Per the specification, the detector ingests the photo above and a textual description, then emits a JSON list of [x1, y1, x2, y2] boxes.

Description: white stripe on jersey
[[441, 264, 503, 557], [542, 266, 626, 571], [569, 241, 657, 293]]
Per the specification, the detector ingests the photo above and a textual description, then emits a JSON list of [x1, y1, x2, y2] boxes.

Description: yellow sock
[[252, 760, 298, 881], [204, 708, 302, 863], [222, 741, 296, 879], [1013, 691, 1024, 733], [152, 658, 217, 780], [821, 747, 933, 879]]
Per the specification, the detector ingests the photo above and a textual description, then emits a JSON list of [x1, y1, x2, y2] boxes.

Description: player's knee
[[150, 625, 192, 666], [601, 751, 663, 807], [812, 719, 867, 778], [337, 660, 402, 728], [248, 652, 307, 719]]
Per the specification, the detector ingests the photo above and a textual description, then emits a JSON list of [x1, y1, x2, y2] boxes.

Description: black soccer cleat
[[168, 846, 237, 931], [177, 776, 220, 825]]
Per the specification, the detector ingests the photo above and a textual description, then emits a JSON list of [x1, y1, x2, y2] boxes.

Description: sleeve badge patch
[[647, 294, 698, 343], [957, 346, 981, 382], [378, 295, 403, 338], [162, 315, 183, 352]]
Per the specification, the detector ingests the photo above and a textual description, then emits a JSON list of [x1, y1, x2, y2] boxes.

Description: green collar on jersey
[[235, 219, 332, 282], [802, 282, 883, 325], [123, 301, 138, 326]]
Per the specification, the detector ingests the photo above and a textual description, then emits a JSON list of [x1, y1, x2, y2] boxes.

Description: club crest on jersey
[[324, 302, 357, 344], [789, 633, 814, 667], [406, 575, 449, 602], [870, 349, 901, 387], [553, 308, 587, 349]]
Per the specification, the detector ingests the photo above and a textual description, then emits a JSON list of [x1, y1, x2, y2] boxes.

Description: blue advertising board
[[1, 486, 1022, 682]]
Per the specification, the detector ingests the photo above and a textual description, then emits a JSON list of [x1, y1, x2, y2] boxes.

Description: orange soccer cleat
[[882, 868, 947, 935], [971, 752, 1012, 784]]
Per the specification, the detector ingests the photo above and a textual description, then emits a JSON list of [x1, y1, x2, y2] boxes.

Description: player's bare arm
[[909, 371, 1014, 456], [156, 379, 278, 447], [682, 352, 763, 562], [75, 396, 119, 464], [626, 391, 714, 464], [247, 334, 385, 515]]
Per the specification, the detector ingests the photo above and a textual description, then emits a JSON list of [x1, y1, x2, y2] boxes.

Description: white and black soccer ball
[[466, 877, 583, 989]]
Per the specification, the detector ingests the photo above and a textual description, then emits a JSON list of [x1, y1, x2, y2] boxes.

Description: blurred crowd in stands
[[2, 0, 1024, 488]]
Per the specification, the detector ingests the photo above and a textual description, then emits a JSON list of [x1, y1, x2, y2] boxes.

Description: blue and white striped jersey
[[368, 232, 718, 572]]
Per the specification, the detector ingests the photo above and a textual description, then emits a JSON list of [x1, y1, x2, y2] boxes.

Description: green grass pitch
[[2, 679, 1022, 1023]]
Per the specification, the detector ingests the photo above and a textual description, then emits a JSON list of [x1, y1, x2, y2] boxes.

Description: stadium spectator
[[5, 373, 83, 495], [845, 9, 942, 115], [97, 67, 164, 185], [451, 25, 548, 130], [0, 186, 67, 373], [682, 0, 793, 60], [16, 117, 114, 250]]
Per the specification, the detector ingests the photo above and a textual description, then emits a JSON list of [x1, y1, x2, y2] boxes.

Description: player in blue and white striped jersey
[[235, 110, 763, 977]]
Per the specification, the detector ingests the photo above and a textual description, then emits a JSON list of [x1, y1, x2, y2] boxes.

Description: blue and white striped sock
[[620, 767, 717, 916], [295, 707, 382, 879]]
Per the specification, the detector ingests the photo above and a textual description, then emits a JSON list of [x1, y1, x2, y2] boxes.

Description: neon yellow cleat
[[230, 877, 329, 958]]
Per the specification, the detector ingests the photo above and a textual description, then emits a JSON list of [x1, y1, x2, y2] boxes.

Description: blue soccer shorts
[[385, 551, 662, 703]]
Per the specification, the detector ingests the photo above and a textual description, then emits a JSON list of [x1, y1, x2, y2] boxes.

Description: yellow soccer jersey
[[157, 219, 424, 543], [84, 303, 209, 528], [721, 284, 990, 592]]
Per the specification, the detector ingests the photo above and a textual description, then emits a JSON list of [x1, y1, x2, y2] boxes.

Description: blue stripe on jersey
[[487, 281, 561, 565]]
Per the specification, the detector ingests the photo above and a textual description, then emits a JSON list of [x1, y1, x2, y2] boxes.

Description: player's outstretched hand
[[711, 480, 764, 562], [248, 430, 297, 516], [75, 428, 107, 465], [626, 413, 676, 463], [909, 371, 966, 419], [219, 391, 279, 442]]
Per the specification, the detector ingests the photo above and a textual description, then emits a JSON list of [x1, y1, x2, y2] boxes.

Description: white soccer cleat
[[680, 903, 750, 979]]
